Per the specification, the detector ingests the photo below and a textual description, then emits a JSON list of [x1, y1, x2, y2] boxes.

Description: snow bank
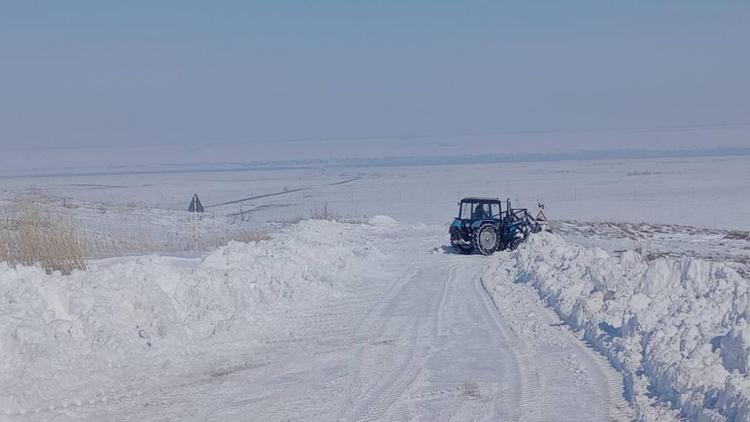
[[368, 215, 399, 226], [0, 219, 380, 414], [485, 233, 750, 421]]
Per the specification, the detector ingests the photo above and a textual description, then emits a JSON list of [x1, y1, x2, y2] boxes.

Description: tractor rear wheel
[[473, 224, 499, 255]]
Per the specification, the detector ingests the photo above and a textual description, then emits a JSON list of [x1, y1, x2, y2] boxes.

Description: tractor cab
[[457, 197, 503, 222], [449, 197, 505, 255]]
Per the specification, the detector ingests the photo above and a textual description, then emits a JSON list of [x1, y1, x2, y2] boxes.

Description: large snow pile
[[485, 233, 750, 421], [0, 219, 380, 415]]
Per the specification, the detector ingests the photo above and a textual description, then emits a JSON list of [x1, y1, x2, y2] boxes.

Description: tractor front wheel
[[453, 242, 474, 255], [473, 224, 499, 255], [451, 232, 474, 254]]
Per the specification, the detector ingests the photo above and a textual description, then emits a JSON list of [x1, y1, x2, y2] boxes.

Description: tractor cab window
[[460, 202, 473, 219], [488, 203, 500, 218], [472, 203, 491, 220], [459, 201, 500, 219]]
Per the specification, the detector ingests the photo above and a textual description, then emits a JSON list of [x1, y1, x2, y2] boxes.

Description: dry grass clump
[[231, 230, 271, 243], [274, 202, 368, 225], [309, 202, 368, 224], [0, 206, 87, 275]]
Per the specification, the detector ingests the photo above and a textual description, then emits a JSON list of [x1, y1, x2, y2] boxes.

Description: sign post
[[535, 201, 548, 230], [188, 194, 204, 252]]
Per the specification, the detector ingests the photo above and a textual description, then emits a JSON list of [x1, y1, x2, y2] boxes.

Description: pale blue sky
[[1, 1, 749, 147]]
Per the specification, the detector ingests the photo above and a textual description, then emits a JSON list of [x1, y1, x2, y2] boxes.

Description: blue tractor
[[449, 197, 542, 255]]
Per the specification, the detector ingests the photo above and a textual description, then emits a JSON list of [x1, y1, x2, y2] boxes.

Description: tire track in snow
[[350, 262, 461, 421], [473, 271, 528, 421], [336, 267, 421, 420], [436, 264, 458, 337], [350, 319, 422, 422], [558, 334, 634, 421], [479, 264, 635, 421]]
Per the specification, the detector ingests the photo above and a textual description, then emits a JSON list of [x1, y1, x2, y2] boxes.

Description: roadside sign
[[188, 193, 204, 213]]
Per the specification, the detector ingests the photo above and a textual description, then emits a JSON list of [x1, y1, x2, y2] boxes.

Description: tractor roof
[[460, 197, 501, 203]]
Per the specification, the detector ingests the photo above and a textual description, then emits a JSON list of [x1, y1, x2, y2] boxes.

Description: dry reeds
[[274, 202, 368, 225], [0, 205, 86, 275], [231, 230, 271, 243], [309, 202, 368, 224]]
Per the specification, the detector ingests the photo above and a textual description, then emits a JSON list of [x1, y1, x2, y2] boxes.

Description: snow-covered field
[[2, 153, 748, 233], [1, 150, 749, 421]]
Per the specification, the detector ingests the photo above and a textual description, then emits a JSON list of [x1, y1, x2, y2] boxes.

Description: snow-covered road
[[5, 221, 633, 421]]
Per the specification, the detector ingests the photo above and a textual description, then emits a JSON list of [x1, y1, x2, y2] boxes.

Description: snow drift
[[485, 232, 750, 421], [0, 220, 381, 415]]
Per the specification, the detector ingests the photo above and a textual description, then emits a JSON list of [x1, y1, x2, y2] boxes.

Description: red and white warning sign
[[535, 202, 547, 223], [536, 209, 547, 222]]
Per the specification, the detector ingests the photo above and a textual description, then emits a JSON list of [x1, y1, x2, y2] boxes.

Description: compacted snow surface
[[2, 218, 639, 421]]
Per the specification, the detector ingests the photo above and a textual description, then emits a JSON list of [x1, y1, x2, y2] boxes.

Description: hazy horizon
[[2, 1, 749, 149]]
